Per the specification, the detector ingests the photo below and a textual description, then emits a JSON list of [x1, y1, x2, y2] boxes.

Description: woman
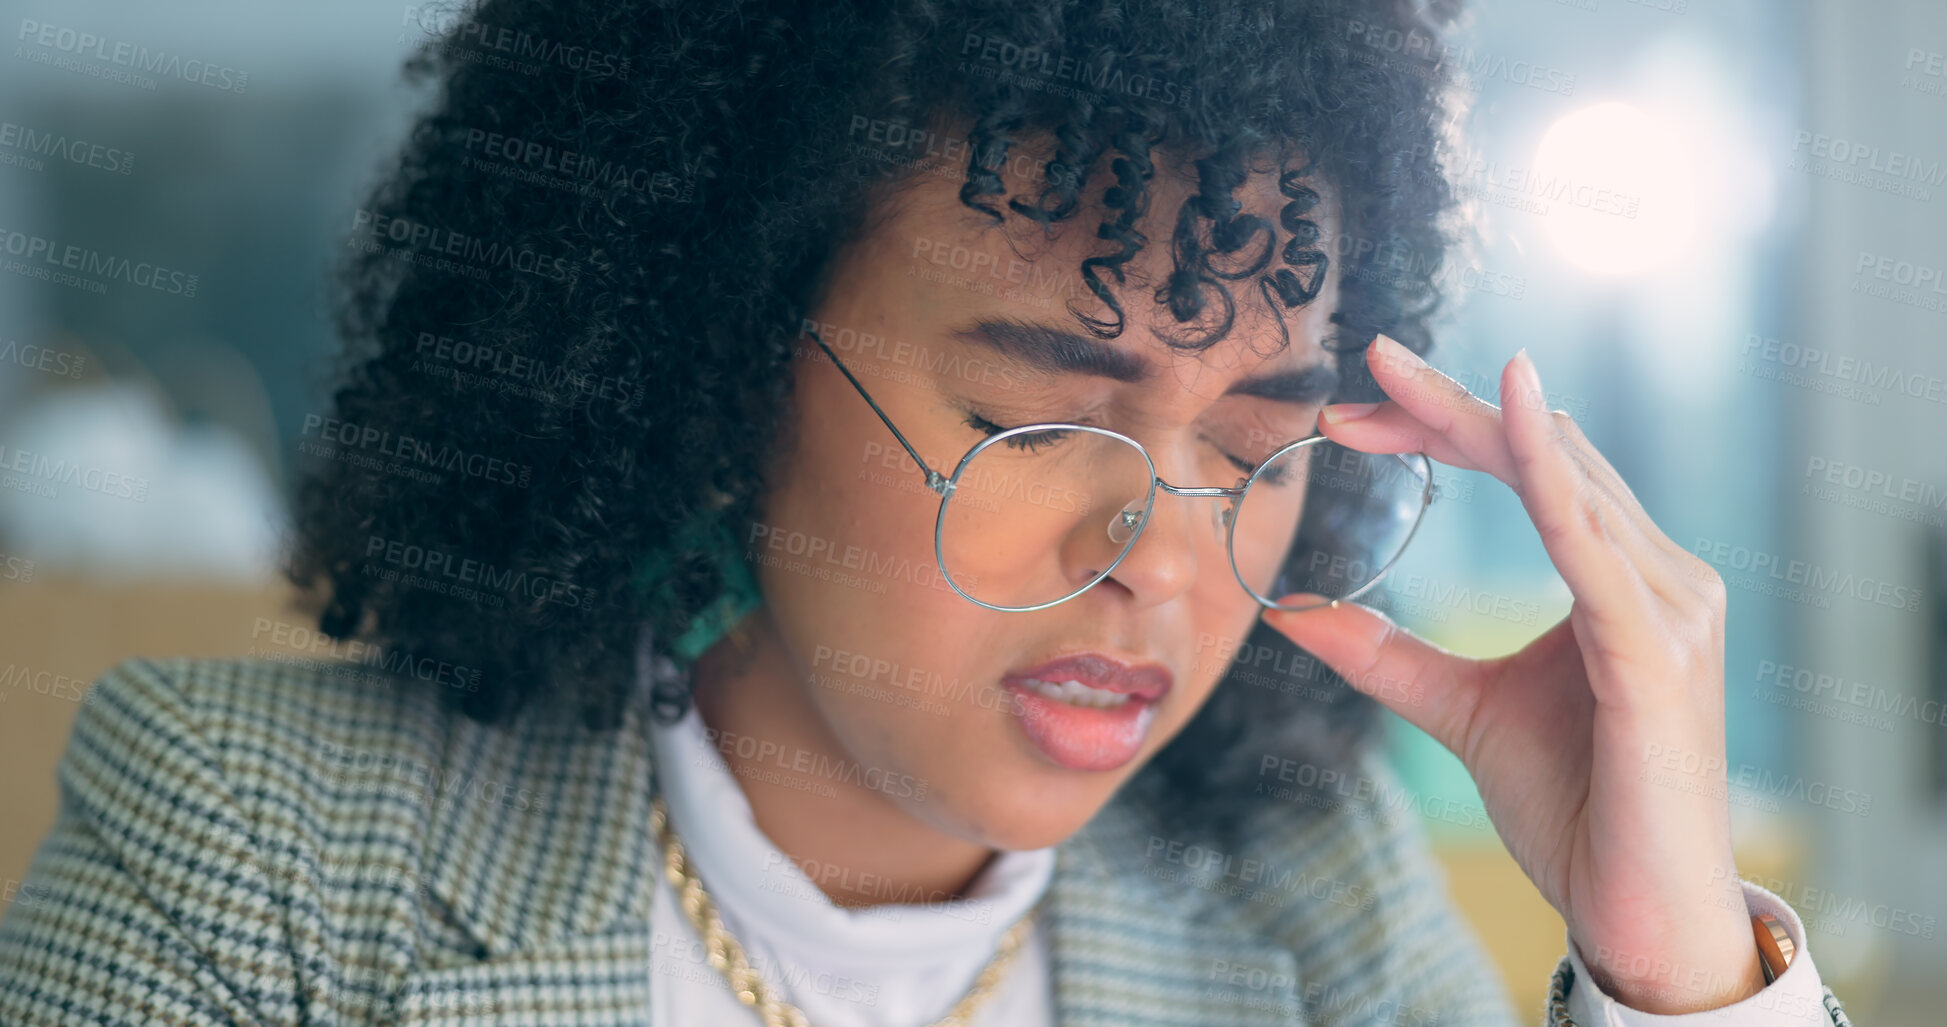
[[0, 0, 1852, 1024]]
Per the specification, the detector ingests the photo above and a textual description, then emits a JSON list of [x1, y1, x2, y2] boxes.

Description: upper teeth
[[1019, 678, 1132, 708]]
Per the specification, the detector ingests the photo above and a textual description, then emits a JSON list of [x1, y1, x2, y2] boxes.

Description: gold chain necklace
[[648, 792, 1038, 1027]]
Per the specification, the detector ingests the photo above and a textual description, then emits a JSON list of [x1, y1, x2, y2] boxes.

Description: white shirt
[[639, 670, 1830, 1027], [1566, 878, 1833, 1026], [645, 704, 1059, 1026]]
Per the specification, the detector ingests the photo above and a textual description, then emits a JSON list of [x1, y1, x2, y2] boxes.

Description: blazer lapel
[[398, 676, 1304, 1027], [1044, 792, 1309, 1027], [418, 690, 660, 955], [398, 685, 663, 1023], [390, 929, 656, 1025]]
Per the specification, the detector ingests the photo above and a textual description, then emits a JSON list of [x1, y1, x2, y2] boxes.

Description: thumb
[[1261, 594, 1485, 758]]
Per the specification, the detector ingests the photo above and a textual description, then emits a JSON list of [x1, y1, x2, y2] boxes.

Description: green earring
[[633, 513, 764, 667]]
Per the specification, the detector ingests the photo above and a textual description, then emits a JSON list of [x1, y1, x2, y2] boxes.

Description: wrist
[[1573, 906, 1771, 1014]]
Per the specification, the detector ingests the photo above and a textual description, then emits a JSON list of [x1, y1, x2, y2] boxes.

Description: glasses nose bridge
[[1153, 478, 1247, 500], [1146, 476, 1250, 537]]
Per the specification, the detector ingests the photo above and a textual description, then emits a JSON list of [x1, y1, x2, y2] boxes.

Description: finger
[[1316, 401, 1507, 478], [1503, 357, 1716, 610], [1337, 339, 1680, 593], [1340, 337, 1711, 619], [1261, 593, 1485, 761], [1549, 411, 1710, 579], [1348, 334, 1523, 487], [1321, 371, 1676, 586], [1516, 401, 1651, 536], [1499, 350, 1669, 632]]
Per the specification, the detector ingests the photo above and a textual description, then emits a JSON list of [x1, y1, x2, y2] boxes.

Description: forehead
[[847, 131, 1343, 381]]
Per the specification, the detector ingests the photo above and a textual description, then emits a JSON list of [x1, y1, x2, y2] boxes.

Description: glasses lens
[[938, 427, 1153, 610], [1230, 441, 1430, 608]]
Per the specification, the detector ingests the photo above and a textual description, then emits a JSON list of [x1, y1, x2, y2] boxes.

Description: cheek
[[754, 369, 943, 616], [758, 552, 1034, 841], [751, 378, 1018, 751]]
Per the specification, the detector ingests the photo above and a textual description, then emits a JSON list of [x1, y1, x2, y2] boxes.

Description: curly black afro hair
[[288, 0, 1471, 831]]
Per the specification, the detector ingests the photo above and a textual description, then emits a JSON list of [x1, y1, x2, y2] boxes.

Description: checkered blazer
[[0, 656, 1852, 1025]]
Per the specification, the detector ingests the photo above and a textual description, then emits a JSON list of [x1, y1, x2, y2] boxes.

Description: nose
[[1091, 474, 1224, 607]]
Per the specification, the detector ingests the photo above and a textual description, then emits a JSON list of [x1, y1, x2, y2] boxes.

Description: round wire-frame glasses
[[803, 326, 1435, 613]]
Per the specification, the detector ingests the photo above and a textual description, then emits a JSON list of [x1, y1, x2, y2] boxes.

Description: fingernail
[[1513, 347, 1544, 401], [1322, 402, 1380, 424], [1370, 334, 1427, 382], [1372, 333, 1425, 366]]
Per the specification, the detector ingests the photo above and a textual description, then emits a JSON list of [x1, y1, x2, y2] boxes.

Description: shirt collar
[[646, 699, 1057, 974]]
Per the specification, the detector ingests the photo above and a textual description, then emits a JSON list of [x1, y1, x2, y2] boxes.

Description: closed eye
[[963, 412, 1074, 453]]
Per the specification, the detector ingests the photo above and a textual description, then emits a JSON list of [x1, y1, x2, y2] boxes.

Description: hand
[[1260, 335, 1768, 1014]]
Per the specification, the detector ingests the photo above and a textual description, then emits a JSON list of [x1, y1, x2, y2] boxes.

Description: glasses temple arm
[[804, 327, 953, 494]]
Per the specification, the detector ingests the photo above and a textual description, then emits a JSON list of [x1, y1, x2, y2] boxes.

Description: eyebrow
[[948, 318, 1341, 405]]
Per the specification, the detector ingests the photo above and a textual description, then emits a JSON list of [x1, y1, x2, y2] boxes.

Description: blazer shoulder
[[72, 653, 487, 880], [90, 654, 466, 811], [132, 651, 462, 743], [0, 655, 475, 1025]]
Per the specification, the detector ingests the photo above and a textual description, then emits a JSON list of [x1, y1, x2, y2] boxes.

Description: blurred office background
[[1, 0, 1941, 1019]]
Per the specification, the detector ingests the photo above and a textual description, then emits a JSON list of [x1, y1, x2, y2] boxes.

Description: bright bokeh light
[[1532, 101, 1701, 277]]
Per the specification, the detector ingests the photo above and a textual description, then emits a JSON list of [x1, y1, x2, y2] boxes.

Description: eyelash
[[962, 412, 1074, 454], [962, 411, 1271, 479]]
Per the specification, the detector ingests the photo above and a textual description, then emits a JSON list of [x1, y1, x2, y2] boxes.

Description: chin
[[929, 769, 1126, 853], [977, 813, 1087, 853]]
